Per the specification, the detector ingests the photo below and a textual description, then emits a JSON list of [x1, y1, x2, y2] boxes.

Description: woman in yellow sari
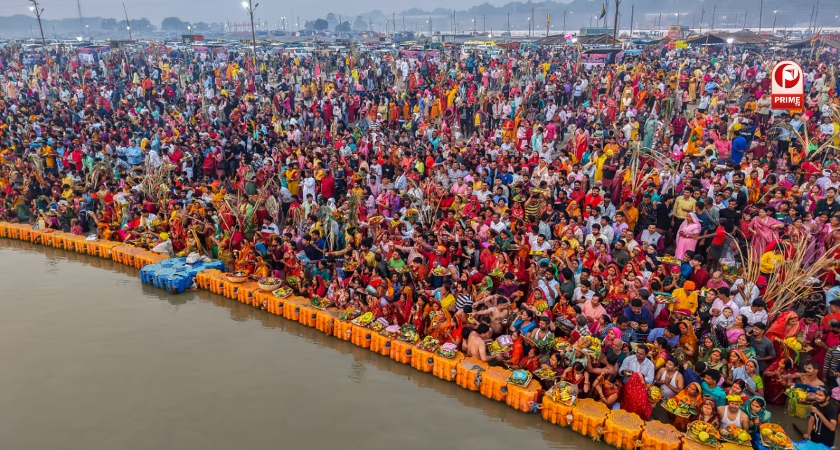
[[430, 95, 441, 119], [285, 166, 300, 197], [744, 170, 762, 204], [677, 319, 699, 363], [685, 115, 705, 156], [427, 300, 453, 342]]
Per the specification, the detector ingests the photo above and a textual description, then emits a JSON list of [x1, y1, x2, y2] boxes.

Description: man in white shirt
[[710, 287, 741, 318], [261, 217, 280, 236], [619, 345, 656, 384], [137, 210, 158, 228], [531, 234, 551, 255], [489, 214, 507, 234], [572, 280, 595, 304], [739, 299, 768, 325], [474, 182, 492, 202], [820, 117, 835, 137], [730, 279, 760, 308]]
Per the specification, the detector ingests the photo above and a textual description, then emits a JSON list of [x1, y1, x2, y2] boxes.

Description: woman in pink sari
[[748, 206, 785, 259], [675, 213, 701, 259]]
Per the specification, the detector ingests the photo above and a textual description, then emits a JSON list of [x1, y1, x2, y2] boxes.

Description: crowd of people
[[2, 36, 840, 446]]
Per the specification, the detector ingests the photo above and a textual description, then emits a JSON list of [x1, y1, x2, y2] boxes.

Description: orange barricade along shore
[[2, 221, 729, 450]]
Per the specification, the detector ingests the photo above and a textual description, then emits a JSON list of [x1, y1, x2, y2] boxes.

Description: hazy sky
[[4, 0, 567, 25]]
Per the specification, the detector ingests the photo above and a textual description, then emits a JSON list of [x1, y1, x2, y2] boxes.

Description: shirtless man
[[465, 324, 500, 362], [472, 299, 513, 335], [792, 362, 825, 390], [527, 316, 556, 342]]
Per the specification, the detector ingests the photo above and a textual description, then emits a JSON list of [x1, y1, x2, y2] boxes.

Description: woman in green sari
[[740, 395, 771, 435], [706, 348, 729, 378], [729, 333, 756, 360]]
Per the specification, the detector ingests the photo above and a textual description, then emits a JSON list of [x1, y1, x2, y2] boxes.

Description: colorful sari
[[677, 320, 699, 364], [621, 372, 653, 420], [763, 358, 796, 405], [740, 396, 771, 434], [672, 382, 703, 431], [749, 215, 782, 260], [764, 311, 800, 364], [427, 303, 453, 343]]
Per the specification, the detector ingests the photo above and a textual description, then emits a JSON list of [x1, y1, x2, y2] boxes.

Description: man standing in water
[[466, 324, 500, 362], [473, 299, 513, 335]]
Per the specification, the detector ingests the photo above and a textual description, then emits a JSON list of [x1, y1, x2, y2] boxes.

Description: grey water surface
[[0, 239, 592, 450]]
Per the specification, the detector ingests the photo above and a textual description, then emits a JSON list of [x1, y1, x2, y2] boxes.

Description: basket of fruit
[[647, 385, 663, 405], [686, 421, 721, 448], [533, 368, 558, 382], [258, 277, 283, 292], [533, 300, 550, 313], [488, 339, 511, 357], [781, 337, 810, 356], [654, 292, 677, 304], [436, 342, 458, 359], [554, 337, 571, 351], [369, 319, 388, 332], [397, 324, 419, 343], [351, 312, 375, 327], [574, 336, 602, 359], [285, 275, 299, 287], [226, 271, 249, 283], [759, 423, 793, 450], [431, 266, 449, 277], [417, 336, 440, 352], [310, 297, 331, 309], [659, 255, 680, 265], [273, 286, 293, 298], [338, 309, 361, 321], [489, 268, 505, 278], [343, 261, 359, 272], [381, 325, 401, 338], [367, 215, 385, 225], [663, 397, 698, 418], [720, 425, 752, 447], [546, 381, 577, 406]]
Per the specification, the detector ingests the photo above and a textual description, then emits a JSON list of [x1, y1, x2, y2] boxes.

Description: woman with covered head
[[731, 358, 764, 397], [675, 212, 701, 260], [740, 396, 771, 435], [667, 382, 703, 431], [619, 372, 653, 419], [765, 310, 801, 364]]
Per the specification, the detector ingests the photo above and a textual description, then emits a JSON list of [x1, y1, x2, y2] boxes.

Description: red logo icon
[[771, 60, 804, 110], [773, 63, 801, 89]]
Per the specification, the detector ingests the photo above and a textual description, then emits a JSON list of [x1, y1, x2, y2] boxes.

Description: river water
[[0, 239, 589, 450]]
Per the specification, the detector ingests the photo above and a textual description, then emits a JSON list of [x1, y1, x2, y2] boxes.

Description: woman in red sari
[[621, 372, 653, 419], [407, 296, 427, 337], [763, 357, 797, 405], [392, 290, 413, 326], [573, 128, 588, 161], [519, 347, 543, 372], [562, 361, 591, 396], [604, 263, 622, 287], [764, 311, 800, 364], [508, 329, 526, 366]]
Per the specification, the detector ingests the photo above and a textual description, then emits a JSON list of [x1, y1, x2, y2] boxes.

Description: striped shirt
[[455, 293, 473, 310]]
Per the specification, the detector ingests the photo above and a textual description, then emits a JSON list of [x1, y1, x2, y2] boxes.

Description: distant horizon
[[0, 0, 836, 39]]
